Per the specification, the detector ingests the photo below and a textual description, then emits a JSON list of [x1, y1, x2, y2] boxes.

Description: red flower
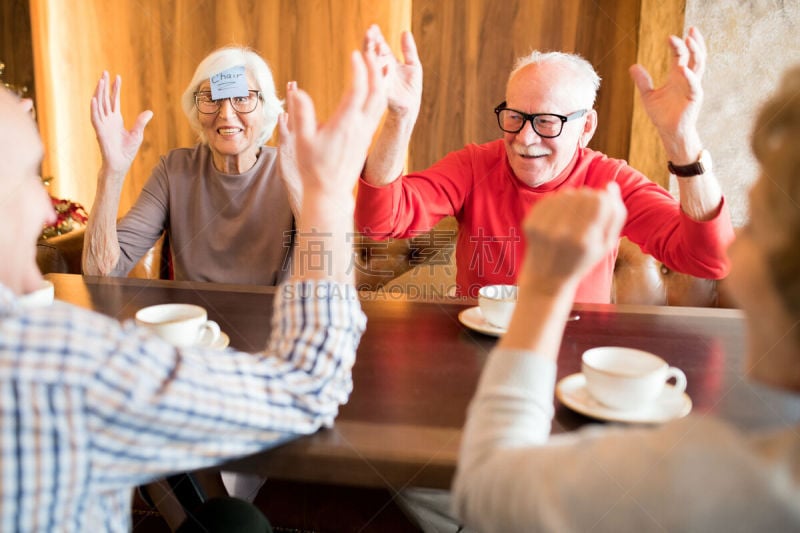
[[41, 196, 89, 239]]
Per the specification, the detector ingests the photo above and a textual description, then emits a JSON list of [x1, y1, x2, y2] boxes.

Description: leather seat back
[[36, 228, 167, 280], [37, 225, 732, 308], [611, 237, 724, 307]]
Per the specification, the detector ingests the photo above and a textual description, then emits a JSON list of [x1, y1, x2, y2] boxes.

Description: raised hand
[[277, 81, 302, 218], [363, 24, 422, 118], [287, 49, 387, 202], [520, 183, 627, 295], [90, 71, 153, 179], [498, 183, 627, 353], [629, 27, 706, 158], [285, 48, 387, 282]]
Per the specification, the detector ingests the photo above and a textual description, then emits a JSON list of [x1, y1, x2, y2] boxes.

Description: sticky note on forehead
[[210, 65, 248, 99]]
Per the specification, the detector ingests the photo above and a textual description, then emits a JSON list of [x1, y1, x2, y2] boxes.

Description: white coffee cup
[[478, 284, 517, 329], [135, 303, 221, 347], [581, 347, 687, 410], [19, 280, 55, 308]]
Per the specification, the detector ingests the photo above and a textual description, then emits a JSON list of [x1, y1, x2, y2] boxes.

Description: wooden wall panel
[[30, 0, 410, 214], [30, 0, 106, 206], [629, 0, 686, 188], [573, 0, 640, 163], [409, 0, 642, 172], [410, 0, 514, 170], [27, 0, 681, 216], [0, 0, 35, 103]]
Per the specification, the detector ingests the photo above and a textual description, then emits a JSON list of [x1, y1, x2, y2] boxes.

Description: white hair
[[181, 46, 283, 146], [509, 50, 601, 109]]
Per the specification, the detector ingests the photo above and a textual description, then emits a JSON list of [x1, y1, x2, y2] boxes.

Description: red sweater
[[356, 140, 734, 302]]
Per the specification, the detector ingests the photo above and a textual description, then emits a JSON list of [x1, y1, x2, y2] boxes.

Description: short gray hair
[[181, 46, 283, 146], [509, 51, 601, 109]]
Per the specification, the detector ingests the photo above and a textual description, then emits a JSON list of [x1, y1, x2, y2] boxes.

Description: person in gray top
[[82, 46, 299, 285], [451, 67, 800, 532], [81, 46, 303, 522]]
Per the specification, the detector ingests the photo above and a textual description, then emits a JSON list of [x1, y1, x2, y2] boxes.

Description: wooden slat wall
[[409, 0, 650, 172], [24, 0, 682, 213], [29, 0, 409, 214], [629, 0, 686, 188], [0, 0, 35, 103]]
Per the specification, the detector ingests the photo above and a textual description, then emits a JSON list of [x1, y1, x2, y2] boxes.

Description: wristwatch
[[668, 149, 712, 177]]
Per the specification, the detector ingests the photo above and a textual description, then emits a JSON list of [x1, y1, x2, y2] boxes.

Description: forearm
[[455, 415, 764, 532], [291, 192, 356, 284], [363, 110, 417, 187], [100, 283, 365, 475], [676, 169, 724, 221], [660, 131, 723, 221], [267, 279, 365, 427], [453, 350, 557, 532], [82, 166, 125, 275], [498, 277, 577, 359]]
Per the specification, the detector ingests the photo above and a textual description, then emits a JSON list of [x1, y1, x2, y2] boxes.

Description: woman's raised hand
[[90, 71, 153, 179]]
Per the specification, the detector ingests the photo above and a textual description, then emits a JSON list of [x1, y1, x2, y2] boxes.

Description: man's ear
[[580, 109, 598, 148]]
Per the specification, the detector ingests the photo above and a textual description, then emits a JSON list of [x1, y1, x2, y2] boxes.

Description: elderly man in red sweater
[[355, 25, 733, 301]]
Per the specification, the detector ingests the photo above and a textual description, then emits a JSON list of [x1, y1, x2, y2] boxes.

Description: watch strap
[[668, 150, 709, 177]]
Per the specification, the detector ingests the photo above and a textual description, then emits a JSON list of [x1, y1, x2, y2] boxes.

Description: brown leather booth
[[353, 217, 730, 308], [36, 228, 166, 280], [36, 224, 730, 308], [36, 231, 84, 276], [612, 236, 732, 307]]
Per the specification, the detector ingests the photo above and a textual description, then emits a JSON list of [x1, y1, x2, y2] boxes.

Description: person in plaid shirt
[[0, 45, 386, 532]]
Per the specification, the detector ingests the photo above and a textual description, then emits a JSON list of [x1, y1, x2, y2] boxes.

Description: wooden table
[[46, 273, 800, 491]]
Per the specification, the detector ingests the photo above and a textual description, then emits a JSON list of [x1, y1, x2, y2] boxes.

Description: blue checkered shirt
[[0, 280, 365, 532]]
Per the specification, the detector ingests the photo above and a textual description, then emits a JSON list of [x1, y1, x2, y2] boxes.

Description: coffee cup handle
[[666, 367, 687, 394], [198, 320, 221, 345]]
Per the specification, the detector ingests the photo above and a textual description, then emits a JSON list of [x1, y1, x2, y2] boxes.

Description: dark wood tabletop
[[45, 273, 800, 490]]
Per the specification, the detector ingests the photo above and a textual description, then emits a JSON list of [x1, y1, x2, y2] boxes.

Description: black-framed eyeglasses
[[194, 90, 261, 114], [494, 101, 587, 138]]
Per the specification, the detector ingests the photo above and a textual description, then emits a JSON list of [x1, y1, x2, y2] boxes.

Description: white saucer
[[197, 332, 230, 350], [459, 306, 580, 336], [555, 373, 692, 424], [458, 306, 505, 337]]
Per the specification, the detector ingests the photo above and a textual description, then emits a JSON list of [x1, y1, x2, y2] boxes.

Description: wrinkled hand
[[90, 71, 152, 178], [629, 27, 706, 152], [363, 24, 422, 117], [277, 81, 303, 217], [520, 183, 627, 295], [287, 49, 388, 200]]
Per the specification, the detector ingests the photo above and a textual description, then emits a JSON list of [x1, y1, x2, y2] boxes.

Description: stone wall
[[685, 0, 800, 226]]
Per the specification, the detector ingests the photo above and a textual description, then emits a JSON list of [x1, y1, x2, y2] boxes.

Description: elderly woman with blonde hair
[[83, 46, 297, 285], [451, 67, 800, 532]]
